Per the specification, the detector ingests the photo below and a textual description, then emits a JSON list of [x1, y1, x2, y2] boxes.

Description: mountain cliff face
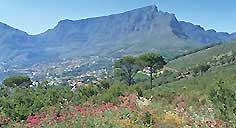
[[0, 23, 57, 66], [177, 21, 232, 43], [0, 23, 31, 65], [0, 5, 235, 67]]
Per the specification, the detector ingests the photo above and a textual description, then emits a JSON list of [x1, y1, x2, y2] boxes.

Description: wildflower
[[186, 119, 193, 125], [214, 123, 219, 128], [205, 119, 212, 124], [136, 96, 151, 109], [178, 101, 186, 108], [196, 122, 202, 127], [75, 105, 86, 114], [80, 116, 86, 118], [163, 111, 184, 125], [26, 125, 31, 128], [80, 122, 85, 127], [27, 115, 40, 125]]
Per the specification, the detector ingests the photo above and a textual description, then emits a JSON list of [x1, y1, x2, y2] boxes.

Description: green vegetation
[[114, 53, 166, 88], [114, 56, 140, 86], [156, 64, 236, 100], [210, 81, 236, 123], [139, 53, 166, 88], [191, 64, 211, 76], [168, 40, 236, 71], [1, 45, 236, 127], [3, 75, 32, 88]]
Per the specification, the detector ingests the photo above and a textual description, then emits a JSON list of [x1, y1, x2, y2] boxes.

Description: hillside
[[156, 64, 236, 97], [167, 40, 236, 71], [1, 48, 236, 127]]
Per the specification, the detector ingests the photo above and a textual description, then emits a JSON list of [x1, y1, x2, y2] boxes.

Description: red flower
[[178, 101, 186, 107], [27, 115, 40, 125], [75, 105, 86, 114], [205, 120, 212, 124], [196, 123, 202, 127], [186, 119, 193, 125], [214, 123, 219, 128]]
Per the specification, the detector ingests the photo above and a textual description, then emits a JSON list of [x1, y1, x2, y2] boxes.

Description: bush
[[154, 70, 178, 86], [3, 76, 32, 88], [93, 83, 143, 103], [0, 84, 75, 120], [191, 64, 210, 75], [210, 81, 236, 122], [97, 79, 111, 90], [141, 111, 154, 125], [79, 85, 99, 98]]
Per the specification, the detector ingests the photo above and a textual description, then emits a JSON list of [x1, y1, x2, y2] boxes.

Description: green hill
[[155, 64, 236, 95], [167, 40, 236, 71]]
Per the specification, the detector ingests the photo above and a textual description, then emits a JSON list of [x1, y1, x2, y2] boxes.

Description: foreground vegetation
[[1, 47, 236, 127]]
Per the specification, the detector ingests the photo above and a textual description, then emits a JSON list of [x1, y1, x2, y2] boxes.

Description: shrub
[[3, 76, 32, 88], [210, 81, 236, 122], [0, 84, 75, 121], [97, 79, 111, 90], [191, 64, 210, 75]]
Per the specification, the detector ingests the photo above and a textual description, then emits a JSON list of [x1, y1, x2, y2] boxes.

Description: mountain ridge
[[0, 5, 236, 67], [2, 5, 235, 36]]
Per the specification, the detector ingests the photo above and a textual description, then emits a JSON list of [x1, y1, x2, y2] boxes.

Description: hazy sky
[[0, 0, 235, 35]]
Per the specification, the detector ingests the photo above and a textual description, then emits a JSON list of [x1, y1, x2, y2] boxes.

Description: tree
[[114, 56, 140, 86], [191, 64, 210, 76], [2, 75, 32, 88], [139, 53, 166, 89], [98, 79, 111, 89]]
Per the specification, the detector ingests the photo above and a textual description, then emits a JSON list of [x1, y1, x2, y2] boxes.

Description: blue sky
[[0, 0, 235, 35]]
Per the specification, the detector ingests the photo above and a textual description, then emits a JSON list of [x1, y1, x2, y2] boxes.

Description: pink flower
[[75, 105, 86, 114], [27, 115, 40, 125], [205, 120, 212, 124], [178, 101, 186, 107], [26, 125, 31, 128], [214, 123, 219, 128]]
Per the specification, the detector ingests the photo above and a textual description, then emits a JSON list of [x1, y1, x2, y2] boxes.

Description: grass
[[148, 64, 236, 105], [167, 41, 236, 71]]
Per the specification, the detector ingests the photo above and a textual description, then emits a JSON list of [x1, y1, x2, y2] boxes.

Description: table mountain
[[0, 5, 235, 67]]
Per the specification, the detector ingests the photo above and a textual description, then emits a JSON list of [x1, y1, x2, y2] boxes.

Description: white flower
[[136, 96, 152, 109]]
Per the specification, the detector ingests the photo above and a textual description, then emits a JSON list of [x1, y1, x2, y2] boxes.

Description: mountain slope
[[167, 41, 236, 70], [35, 5, 197, 59], [35, 5, 235, 59], [0, 23, 60, 66], [0, 5, 236, 67], [0, 22, 32, 65]]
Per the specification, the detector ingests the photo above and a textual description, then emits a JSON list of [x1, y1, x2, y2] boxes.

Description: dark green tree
[[191, 64, 210, 76], [98, 79, 111, 89], [139, 53, 166, 89], [114, 56, 140, 86], [2, 75, 32, 88]]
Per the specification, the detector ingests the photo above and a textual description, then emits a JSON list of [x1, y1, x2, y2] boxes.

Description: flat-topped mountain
[[0, 5, 236, 67]]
